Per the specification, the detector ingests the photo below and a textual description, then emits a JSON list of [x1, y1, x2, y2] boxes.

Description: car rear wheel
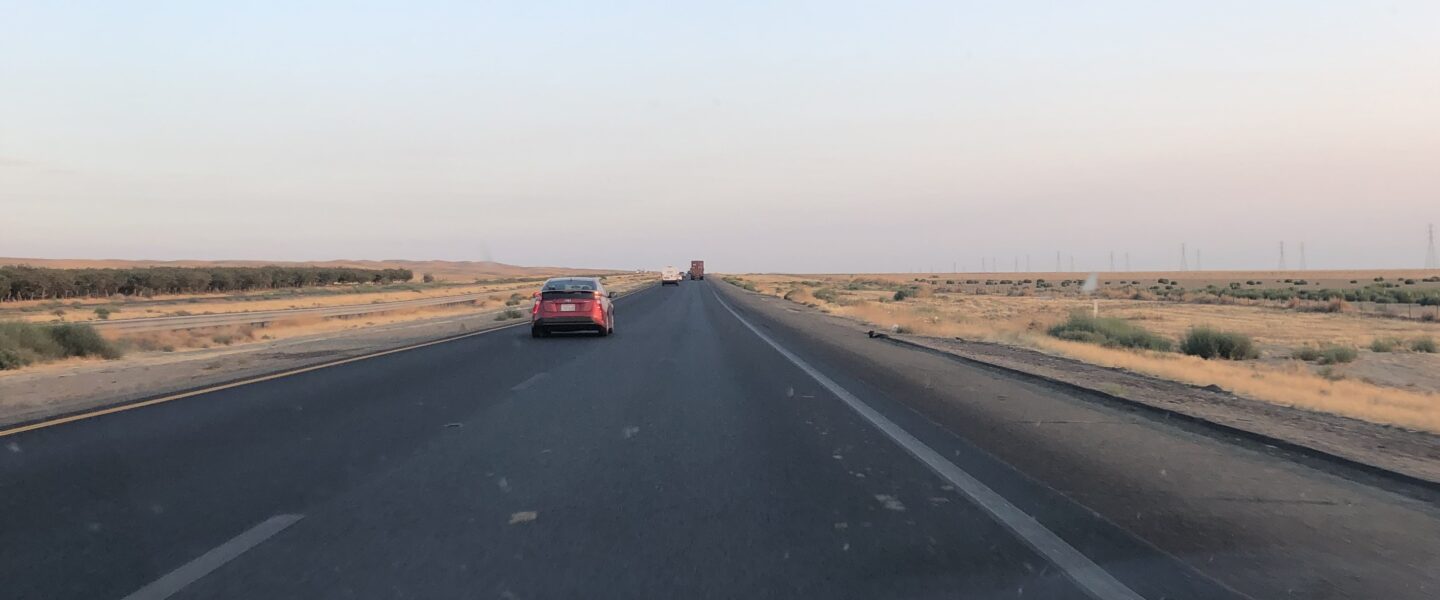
[[531, 326, 547, 338]]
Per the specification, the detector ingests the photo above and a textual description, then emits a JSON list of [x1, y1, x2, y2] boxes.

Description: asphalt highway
[[2, 280, 1436, 599]]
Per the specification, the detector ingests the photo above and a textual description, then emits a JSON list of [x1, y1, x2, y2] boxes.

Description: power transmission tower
[[1125, 252, 1131, 271], [1428, 224, 1439, 269], [1279, 241, 1286, 270], [1026, 254, 1031, 272], [1069, 255, 1076, 272], [1196, 249, 1201, 271], [1300, 242, 1307, 270], [1181, 243, 1188, 271], [1056, 251, 1061, 272], [1109, 251, 1115, 272], [1014, 256, 1019, 273]]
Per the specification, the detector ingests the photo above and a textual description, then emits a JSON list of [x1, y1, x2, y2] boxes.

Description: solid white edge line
[[710, 287, 1145, 600], [119, 514, 303, 600]]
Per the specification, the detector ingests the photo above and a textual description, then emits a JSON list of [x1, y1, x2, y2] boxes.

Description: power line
[[1180, 243, 1188, 271]]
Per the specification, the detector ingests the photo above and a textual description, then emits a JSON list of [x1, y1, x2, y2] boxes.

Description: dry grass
[[0, 257, 616, 282], [730, 273, 1440, 433], [1033, 338, 1440, 433], [100, 273, 653, 353], [4, 273, 654, 324]]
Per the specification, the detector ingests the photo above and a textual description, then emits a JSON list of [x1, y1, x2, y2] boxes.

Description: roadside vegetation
[[0, 265, 414, 302], [1048, 313, 1173, 351], [1179, 327, 1257, 360], [0, 321, 122, 370], [724, 272, 1440, 433]]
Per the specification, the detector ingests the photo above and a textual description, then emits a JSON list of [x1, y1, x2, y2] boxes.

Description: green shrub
[[1180, 327, 1257, 360], [47, 323, 123, 359], [1048, 313, 1173, 351], [1053, 329, 1108, 345], [1292, 346, 1321, 361], [495, 308, 524, 321], [0, 348, 31, 370], [1410, 336, 1437, 353], [1369, 338, 1402, 353], [812, 288, 839, 303], [94, 307, 112, 320], [0, 321, 121, 369], [1317, 345, 1358, 364]]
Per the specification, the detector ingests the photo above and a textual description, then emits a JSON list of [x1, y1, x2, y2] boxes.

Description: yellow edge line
[[0, 321, 529, 438], [0, 281, 659, 438]]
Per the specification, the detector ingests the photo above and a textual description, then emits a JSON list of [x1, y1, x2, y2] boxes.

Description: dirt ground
[[1, 278, 655, 425], [721, 281, 1440, 487], [0, 257, 617, 282], [2, 279, 574, 324], [726, 273, 1440, 434]]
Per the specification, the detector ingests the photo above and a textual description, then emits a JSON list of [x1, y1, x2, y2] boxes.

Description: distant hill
[[0, 258, 617, 281]]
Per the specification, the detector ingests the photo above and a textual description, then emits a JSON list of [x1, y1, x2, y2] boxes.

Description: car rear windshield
[[541, 279, 600, 299], [542, 279, 597, 291], [541, 290, 599, 299]]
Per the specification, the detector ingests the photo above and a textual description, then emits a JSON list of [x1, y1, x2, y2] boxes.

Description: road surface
[[2, 280, 1437, 599]]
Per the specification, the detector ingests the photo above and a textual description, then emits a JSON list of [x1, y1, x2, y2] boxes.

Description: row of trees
[[0, 265, 414, 301]]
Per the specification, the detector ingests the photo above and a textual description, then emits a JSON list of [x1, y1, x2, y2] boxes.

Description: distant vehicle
[[531, 277, 614, 338], [689, 260, 705, 280], [661, 266, 683, 286]]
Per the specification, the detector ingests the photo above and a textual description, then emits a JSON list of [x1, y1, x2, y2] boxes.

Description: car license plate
[[559, 304, 577, 312]]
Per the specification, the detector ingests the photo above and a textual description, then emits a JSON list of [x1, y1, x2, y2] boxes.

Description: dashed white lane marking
[[120, 514, 303, 600], [711, 288, 1145, 600]]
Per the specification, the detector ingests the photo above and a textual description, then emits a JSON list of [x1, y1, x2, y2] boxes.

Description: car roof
[[541, 277, 602, 290]]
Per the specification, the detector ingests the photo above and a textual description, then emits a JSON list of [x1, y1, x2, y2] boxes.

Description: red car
[[531, 277, 615, 338]]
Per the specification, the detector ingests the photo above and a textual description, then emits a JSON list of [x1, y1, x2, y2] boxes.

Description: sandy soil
[[727, 273, 1440, 434], [0, 257, 618, 282], [1, 279, 600, 323], [1, 279, 655, 426], [723, 282, 1440, 486]]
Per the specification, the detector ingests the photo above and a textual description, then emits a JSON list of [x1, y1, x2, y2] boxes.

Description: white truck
[[661, 266, 683, 286]]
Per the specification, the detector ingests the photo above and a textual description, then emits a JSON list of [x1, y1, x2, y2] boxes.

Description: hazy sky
[[3, 1, 1438, 272]]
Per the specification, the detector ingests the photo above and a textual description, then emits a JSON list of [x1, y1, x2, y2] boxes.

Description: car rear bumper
[[533, 316, 605, 331]]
